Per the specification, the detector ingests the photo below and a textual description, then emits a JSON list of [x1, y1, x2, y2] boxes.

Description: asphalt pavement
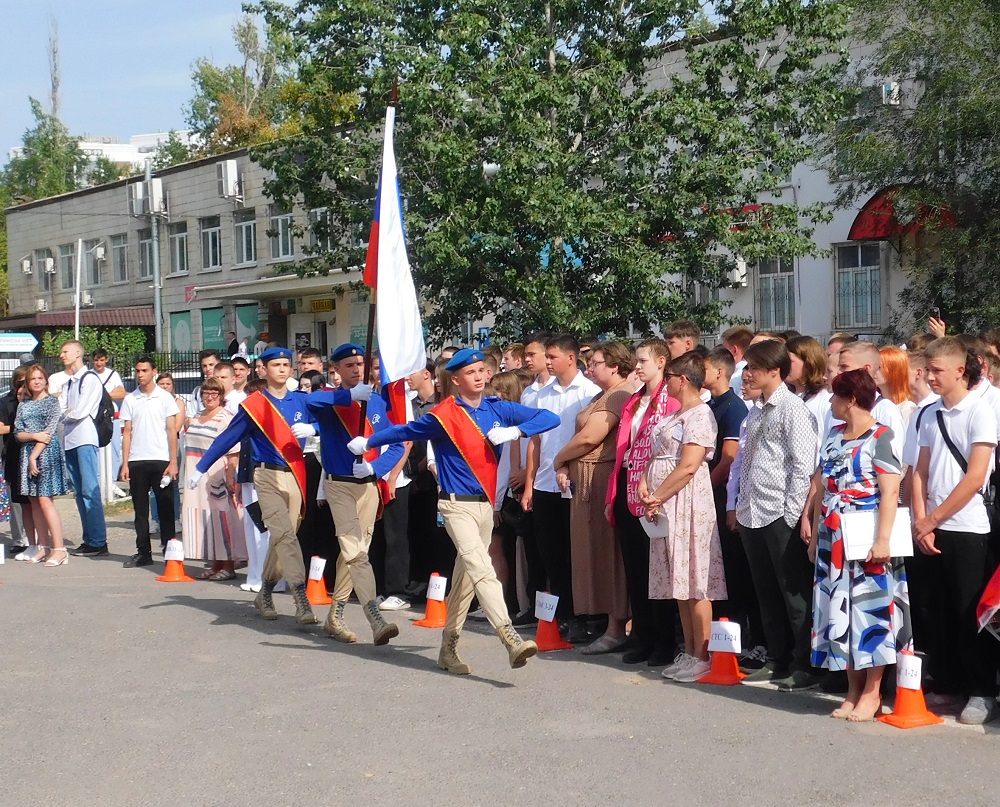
[[0, 497, 997, 807]]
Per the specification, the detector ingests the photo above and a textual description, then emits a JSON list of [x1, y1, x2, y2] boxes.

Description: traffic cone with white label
[[156, 539, 194, 583], [534, 591, 573, 651], [697, 618, 746, 685], [878, 650, 944, 729], [414, 572, 448, 628], [305, 556, 332, 606]]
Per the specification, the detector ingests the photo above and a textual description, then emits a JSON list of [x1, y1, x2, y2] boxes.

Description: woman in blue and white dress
[[804, 369, 911, 722]]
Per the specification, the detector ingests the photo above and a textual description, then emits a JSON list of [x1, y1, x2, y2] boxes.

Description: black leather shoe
[[622, 645, 653, 665], [123, 553, 154, 568], [512, 608, 536, 627], [72, 543, 109, 556], [8, 545, 27, 557], [647, 647, 676, 667], [565, 620, 592, 645]]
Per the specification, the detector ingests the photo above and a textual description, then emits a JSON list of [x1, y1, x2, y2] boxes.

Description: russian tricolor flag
[[364, 104, 427, 425]]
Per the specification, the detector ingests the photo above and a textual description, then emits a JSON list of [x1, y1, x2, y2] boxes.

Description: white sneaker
[[240, 583, 262, 593], [661, 653, 694, 679], [468, 607, 488, 621], [378, 595, 410, 611], [673, 658, 712, 683]]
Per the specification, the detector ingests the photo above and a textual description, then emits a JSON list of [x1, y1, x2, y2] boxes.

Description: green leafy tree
[[828, 0, 1000, 337], [252, 0, 850, 341], [41, 326, 148, 357], [87, 156, 131, 186], [153, 130, 193, 170]]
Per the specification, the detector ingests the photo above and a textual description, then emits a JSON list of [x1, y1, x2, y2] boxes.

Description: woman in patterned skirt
[[14, 364, 67, 566], [804, 368, 911, 722], [181, 377, 245, 579]]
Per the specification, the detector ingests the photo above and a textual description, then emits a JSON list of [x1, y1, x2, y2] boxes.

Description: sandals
[[580, 634, 629, 656], [44, 548, 69, 567], [206, 568, 237, 582]]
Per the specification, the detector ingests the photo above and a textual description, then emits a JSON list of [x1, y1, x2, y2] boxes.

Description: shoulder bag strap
[[935, 409, 968, 473]]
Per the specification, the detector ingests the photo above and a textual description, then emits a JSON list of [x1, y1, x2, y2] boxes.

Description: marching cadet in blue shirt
[[191, 347, 319, 626], [305, 343, 405, 646], [349, 348, 559, 674]]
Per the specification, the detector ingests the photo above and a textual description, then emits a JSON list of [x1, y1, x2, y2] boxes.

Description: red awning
[[848, 186, 956, 241], [0, 305, 155, 329]]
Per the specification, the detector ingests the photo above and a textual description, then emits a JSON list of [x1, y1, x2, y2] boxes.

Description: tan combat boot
[[323, 601, 357, 643], [363, 600, 400, 645], [498, 623, 537, 669], [254, 581, 279, 620], [437, 630, 472, 675], [291, 582, 318, 625]]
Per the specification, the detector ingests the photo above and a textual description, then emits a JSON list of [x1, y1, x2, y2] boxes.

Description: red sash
[[429, 397, 499, 506], [241, 391, 307, 514], [334, 402, 389, 517]]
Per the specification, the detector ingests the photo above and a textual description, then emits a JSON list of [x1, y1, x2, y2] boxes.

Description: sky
[[1, 0, 248, 164]]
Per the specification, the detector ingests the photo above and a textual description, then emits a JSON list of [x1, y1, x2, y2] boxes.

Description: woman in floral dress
[[803, 368, 910, 722], [641, 351, 727, 683]]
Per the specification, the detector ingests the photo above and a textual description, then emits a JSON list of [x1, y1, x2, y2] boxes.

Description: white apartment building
[[4, 148, 369, 355]]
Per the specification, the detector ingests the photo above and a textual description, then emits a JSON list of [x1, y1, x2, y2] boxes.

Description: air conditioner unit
[[81, 291, 95, 307], [730, 256, 749, 287], [217, 159, 241, 199], [21, 259, 32, 275], [146, 177, 166, 215], [882, 81, 901, 106], [93, 245, 106, 261], [35, 299, 48, 312], [44, 258, 55, 273], [128, 182, 147, 216]]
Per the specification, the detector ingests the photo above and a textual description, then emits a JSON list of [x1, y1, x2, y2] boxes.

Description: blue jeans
[[65, 445, 107, 548]]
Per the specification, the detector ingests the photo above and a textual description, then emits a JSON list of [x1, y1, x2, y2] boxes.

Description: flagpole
[[358, 78, 399, 437]]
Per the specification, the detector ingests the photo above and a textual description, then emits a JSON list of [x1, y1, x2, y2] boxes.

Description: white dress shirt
[[533, 371, 600, 493], [61, 365, 102, 449]]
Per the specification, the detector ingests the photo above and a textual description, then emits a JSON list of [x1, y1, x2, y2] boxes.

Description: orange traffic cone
[[535, 617, 574, 652], [306, 556, 332, 605], [698, 618, 746, 685], [156, 539, 194, 583], [414, 572, 448, 628], [878, 650, 944, 729]]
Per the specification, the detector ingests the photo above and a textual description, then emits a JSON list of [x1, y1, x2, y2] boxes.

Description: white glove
[[347, 436, 369, 455], [291, 422, 316, 439], [187, 470, 203, 490], [353, 459, 374, 479], [487, 426, 521, 446], [350, 383, 374, 402]]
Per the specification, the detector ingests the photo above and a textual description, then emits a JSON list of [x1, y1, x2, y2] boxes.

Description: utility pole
[[145, 158, 164, 351], [49, 18, 60, 119]]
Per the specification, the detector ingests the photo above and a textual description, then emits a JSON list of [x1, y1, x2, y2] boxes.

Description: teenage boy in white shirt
[[524, 334, 600, 643], [912, 336, 1000, 725], [120, 356, 180, 567]]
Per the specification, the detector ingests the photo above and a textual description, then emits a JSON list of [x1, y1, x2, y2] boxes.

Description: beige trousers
[[256, 468, 305, 587], [325, 479, 379, 606], [438, 498, 510, 633]]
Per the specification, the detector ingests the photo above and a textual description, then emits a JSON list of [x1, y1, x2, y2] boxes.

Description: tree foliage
[[41, 326, 148, 357], [153, 130, 194, 170], [829, 0, 1000, 337], [252, 0, 850, 341]]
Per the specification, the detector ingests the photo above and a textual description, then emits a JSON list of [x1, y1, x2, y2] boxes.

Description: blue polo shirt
[[305, 388, 404, 478], [196, 389, 313, 473], [366, 395, 559, 497]]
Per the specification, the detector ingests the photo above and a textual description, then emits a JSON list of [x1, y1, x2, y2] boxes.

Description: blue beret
[[331, 343, 365, 362], [260, 347, 293, 364], [446, 349, 485, 372]]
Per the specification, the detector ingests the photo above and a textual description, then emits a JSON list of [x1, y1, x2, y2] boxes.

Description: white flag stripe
[[376, 105, 427, 381]]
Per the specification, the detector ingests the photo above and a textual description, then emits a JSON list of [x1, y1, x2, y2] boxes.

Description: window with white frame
[[138, 229, 153, 279], [200, 216, 222, 269], [757, 257, 795, 331], [168, 222, 188, 274], [111, 234, 128, 283], [234, 209, 257, 265], [59, 243, 75, 289], [308, 208, 335, 253], [84, 238, 102, 287], [835, 243, 882, 329], [34, 248, 53, 292], [269, 204, 294, 260]]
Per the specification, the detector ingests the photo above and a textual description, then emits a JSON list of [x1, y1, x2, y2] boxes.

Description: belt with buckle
[[438, 492, 490, 503], [326, 473, 375, 484], [255, 462, 291, 472]]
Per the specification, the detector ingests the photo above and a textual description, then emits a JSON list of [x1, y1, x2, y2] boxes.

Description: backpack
[[82, 370, 115, 447]]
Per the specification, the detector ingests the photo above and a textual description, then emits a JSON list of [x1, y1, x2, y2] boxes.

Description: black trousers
[[739, 517, 813, 672], [296, 454, 338, 589], [515, 493, 547, 607], [129, 460, 174, 556], [371, 484, 411, 597], [532, 490, 575, 619], [712, 487, 764, 646], [408, 485, 456, 586], [614, 472, 677, 655], [919, 529, 999, 698]]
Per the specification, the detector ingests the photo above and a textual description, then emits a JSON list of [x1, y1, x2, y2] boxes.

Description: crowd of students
[[5, 321, 1000, 726]]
